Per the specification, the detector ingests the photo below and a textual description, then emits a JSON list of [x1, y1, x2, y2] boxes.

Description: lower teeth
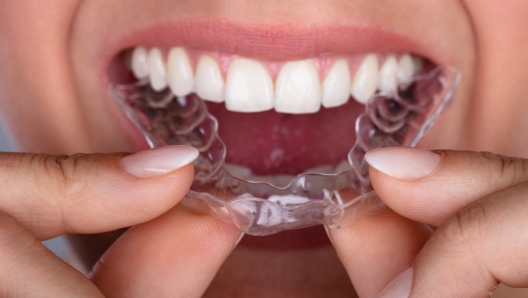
[[111, 65, 460, 236]]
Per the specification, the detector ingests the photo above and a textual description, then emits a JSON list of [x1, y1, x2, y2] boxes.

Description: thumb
[[365, 147, 528, 226], [0, 145, 198, 239]]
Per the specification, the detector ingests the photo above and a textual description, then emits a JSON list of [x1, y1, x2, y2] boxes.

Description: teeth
[[225, 58, 274, 112], [275, 61, 321, 114], [195, 56, 225, 103], [225, 163, 252, 178], [304, 165, 335, 174], [147, 48, 168, 92], [222, 161, 353, 186], [131, 47, 149, 79], [322, 60, 351, 108], [132, 46, 426, 113], [351, 54, 379, 104], [396, 54, 415, 83], [167, 47, 194, 97], [378, 56, 398, 93]]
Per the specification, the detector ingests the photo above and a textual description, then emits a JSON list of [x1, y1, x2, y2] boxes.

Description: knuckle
[[41, 154, 89, 197], [480, 152, 528, 187]]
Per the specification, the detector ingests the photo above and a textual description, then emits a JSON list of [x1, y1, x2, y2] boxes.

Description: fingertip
[[119, 145, 199, 178], [365, 148, 442, 181]]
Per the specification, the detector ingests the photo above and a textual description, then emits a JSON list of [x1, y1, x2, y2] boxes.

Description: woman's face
[[1, 0, 528, 296]]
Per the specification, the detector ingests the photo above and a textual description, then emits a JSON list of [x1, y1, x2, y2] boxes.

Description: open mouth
[[109, 43, 459, 238]]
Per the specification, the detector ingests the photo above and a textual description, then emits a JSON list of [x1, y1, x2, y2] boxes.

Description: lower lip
[[238, 225, 332, 250]]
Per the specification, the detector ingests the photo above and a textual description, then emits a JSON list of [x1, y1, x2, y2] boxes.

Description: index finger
[[0, 146, 197, 239]]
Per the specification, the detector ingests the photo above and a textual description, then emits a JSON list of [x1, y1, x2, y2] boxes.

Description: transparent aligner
[[111, 65, 460, 236]]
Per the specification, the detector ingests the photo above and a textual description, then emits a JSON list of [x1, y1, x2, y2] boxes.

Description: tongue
[[206, 100, 364, 176]]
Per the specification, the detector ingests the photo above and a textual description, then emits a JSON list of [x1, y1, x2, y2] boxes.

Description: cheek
[[458, 0, 528, 155], [0, 1, 90, 154]]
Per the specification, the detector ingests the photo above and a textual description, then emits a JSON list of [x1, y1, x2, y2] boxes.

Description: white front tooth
[[322, 60, 351, 108], [413, 56, 423, 74], [275, 61, 321, 114], [225, 58, 274, 112], [378, 56, 398, 93], [131, 47, 149, 79], [147, 48, 168, 91], [167, 47, 194, 97], [195, 56, 225, 103], [397, 54, 415, 83], [351, 54, 379, 104]]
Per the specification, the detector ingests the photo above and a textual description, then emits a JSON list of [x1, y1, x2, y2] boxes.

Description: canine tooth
[[351, 54, 379, 104], [167, 47, 194, 97], [195, 56, 225, 103], [275, 61, 321, 114], [397, 54, 415, 83], [225, 58, 274, 112], [147, 48, 168, 91], [322, 60, 351, 108], [131, 47, 149, 79], [378, 56, 398, 92]]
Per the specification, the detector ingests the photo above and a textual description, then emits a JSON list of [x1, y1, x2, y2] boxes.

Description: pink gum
[[145, 46, 414, 82]]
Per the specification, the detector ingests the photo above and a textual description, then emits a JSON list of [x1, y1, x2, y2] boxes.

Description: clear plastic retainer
[[111, 65, 460, 236]]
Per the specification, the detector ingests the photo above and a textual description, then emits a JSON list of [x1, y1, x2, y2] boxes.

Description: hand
[[328, 148, 528, 297], [0, 146, 241, 297]]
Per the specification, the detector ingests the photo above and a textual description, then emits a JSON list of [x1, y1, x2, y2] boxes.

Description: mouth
[[106, 18, 459, 248]]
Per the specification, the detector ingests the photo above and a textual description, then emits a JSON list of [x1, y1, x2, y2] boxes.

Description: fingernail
[[120, 145, 199, 178], [376, 268, 414, 298], [365, 147, 441, 180]]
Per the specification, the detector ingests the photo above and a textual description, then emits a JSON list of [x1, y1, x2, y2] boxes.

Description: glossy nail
[[120, 145, 199, 178], [376, 268, 414, 298], [365, 147, 441, 180]]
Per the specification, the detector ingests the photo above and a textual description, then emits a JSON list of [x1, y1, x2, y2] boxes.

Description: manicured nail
[[365, 147, 441, 180], [120, 145, 199, 178], [376, 268, 414, 298]]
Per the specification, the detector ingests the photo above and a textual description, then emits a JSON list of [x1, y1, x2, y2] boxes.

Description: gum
[[111, 65, 460, 236]]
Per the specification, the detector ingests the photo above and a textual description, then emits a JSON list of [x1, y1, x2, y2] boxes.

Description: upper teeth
[[130, 47, 424, 114]]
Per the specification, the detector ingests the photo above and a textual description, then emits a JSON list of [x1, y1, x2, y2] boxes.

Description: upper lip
[[99, 16, 446, 85]]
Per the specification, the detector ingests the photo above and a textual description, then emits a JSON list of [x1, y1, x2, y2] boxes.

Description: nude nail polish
[[120, 145, 199, 178], [365, 147, 441, 180]]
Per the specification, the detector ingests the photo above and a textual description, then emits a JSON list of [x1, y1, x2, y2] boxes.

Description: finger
[[328, 208, 432, 298], [0, 145, 198, 239], [377, 182, 528, 298], [0, 211, 103, 297], [365, 148, 528, 226], [91, 205, 242, 298]]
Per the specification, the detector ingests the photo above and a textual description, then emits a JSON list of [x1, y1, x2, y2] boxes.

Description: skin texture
[[1, 0, 528, 297]]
